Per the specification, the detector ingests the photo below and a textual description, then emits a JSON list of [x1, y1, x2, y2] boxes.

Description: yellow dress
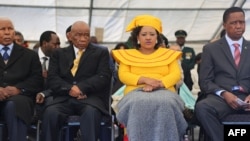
[[112, 47, 182, 95]]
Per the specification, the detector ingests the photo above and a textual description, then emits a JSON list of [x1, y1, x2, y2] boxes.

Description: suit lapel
[[5, 44, 23, 68], [219, 38, 236, 69], [76, 45, 95, 75], [79, 45, 93, 62], [63, 46, 75, 74], [220, 38, 250, 72], [238, 39, 250, 71], [64, 45, 94, 77]]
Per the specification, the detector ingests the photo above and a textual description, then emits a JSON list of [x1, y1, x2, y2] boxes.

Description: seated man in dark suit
[[35, 28, 69, 105], [28, 31, 61, 131], [35, 30, 60, 104], [195, 7, 250, 141], [41, 20, 112, 141], [0, 17, 43, 141]]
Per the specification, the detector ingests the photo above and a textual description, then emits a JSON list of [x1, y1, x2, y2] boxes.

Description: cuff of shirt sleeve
[[38, 92, 45, 98], [216, 90, 225, 98]]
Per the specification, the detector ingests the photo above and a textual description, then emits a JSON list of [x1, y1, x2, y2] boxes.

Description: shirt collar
[[73, 45, 85, 55], [38, 47, 49, 59], [0, 43, 14, 51], [225, 34, 243, 47]]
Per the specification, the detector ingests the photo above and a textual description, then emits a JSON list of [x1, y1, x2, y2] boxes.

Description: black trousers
[[195, 93, 248, 141], [41, 98, 102, 141], [0, 101, 27, 141]]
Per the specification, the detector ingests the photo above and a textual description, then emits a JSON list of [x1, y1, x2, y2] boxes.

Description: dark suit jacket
[[47, 43, 112, 115], [199, 37, 250, 95], [33, 47, 52, 97], [0, 43, 43, 124]]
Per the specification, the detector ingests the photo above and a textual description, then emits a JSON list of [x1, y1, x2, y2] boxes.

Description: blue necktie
[[2, 47, 9, 61]]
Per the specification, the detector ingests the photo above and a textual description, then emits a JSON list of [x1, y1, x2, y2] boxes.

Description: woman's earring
[[137, 40, 140, 44], [156, 40, 158, 44]]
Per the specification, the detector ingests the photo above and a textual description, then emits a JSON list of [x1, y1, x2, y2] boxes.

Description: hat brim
[[175, 35, 186, 38]]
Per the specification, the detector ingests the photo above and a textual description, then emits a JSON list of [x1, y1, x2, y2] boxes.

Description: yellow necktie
[[71, 50, 84, 76]]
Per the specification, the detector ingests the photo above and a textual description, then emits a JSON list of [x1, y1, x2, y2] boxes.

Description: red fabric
[[120, 124, 125, 128], [120, 123, 128, 141], [124, 134, 128, 141]]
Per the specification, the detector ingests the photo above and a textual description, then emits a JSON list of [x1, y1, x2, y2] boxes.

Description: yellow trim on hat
[[126, 15, 162, 33]]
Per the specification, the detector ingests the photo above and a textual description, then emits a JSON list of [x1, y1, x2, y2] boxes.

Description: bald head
[[0, 17, 13, 23], [71, 21, 89, 31], [0, 17, 15, 46], [70, 21, 90, 50]]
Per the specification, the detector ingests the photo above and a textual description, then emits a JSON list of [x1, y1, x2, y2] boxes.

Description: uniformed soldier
[[175, 30, 195, 90]]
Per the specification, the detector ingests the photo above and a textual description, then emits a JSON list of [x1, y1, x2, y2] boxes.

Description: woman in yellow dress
[[112, 15, 188, 141]]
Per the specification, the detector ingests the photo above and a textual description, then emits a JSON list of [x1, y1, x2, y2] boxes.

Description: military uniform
[[182, 46, 196, 70], [175, 30, 196, 90]]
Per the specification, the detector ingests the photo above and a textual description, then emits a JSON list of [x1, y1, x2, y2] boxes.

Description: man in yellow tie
[[41, 21, 112, 141], [71, 49, 84, 76]]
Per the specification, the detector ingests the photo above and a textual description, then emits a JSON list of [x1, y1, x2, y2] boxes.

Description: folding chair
[[0, 122, 6, 141], [179, 83, 197, 141], [28, 96, 53, 141], [222, 113, 250, 125], [198, 113, 250, 141], [28, 120, 41, 141], [59, 115, 114, 141]]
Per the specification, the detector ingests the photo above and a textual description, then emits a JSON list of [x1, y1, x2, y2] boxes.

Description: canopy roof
[[1, 0, 249, 48]]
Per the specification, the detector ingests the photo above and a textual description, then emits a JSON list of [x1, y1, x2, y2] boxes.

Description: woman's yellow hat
[[126, 15, 162, 33]]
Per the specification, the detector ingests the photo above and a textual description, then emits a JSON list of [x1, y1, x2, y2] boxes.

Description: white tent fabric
[[0, 0, 249, 50]]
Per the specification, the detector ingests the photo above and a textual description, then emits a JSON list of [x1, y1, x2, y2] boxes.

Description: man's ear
[[67, 32, 71, 41]]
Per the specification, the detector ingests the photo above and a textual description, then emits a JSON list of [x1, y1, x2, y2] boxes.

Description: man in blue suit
[[195, 7, 250, 141]]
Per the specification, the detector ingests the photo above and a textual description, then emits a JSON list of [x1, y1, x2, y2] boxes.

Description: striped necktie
[[233, 43, 240, 67]]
